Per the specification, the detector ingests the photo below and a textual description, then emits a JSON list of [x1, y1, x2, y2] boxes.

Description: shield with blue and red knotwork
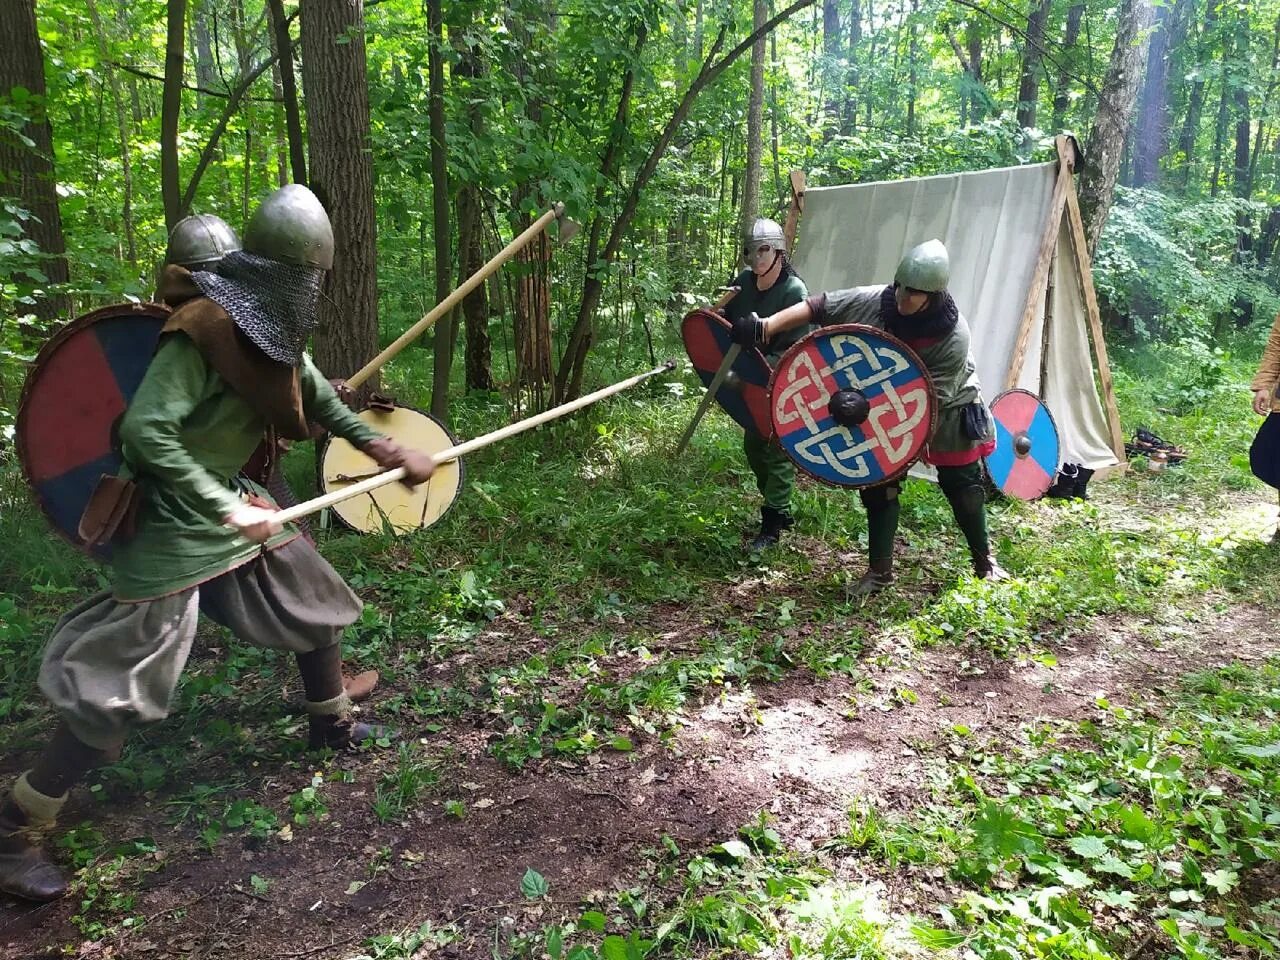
[[986, 389, 1060, 500], [17, 302, 170, 560], [680, 308, 774, 436], [769, 325, 936, 487]]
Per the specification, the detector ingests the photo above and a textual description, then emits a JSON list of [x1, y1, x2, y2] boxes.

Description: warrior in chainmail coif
[[157, 211, 382, 704], [0, 185, 436, 904]]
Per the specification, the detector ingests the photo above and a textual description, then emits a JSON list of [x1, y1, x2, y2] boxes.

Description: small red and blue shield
[[680, 308, 773, 436], [770, 325, 936, 487], [986, 389, 1060, 500], [17, 303, 170, 559]]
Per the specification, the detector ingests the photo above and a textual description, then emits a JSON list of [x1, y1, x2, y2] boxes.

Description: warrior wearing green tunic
[[160, 213, 380, 703], [732, 239, 1007, 593], [0, 185, 436, 903], [721, 219, 809, 549]]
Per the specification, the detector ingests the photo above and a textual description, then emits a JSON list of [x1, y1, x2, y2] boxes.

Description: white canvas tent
[[784, 135, 1124, 478]]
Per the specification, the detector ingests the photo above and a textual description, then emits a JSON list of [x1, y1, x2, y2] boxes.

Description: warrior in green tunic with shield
[[0, 185, 436, 902], [732, 239, 1008, 594], [722, 218, 810, 549]]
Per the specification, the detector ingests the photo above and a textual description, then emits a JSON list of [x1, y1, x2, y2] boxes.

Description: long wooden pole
[[346, 203, 565, 389], [277, 360, 675, 524]]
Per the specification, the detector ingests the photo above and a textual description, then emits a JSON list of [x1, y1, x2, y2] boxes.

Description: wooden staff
[[345, 203, 571, 390], [277, 361, 675, 525]]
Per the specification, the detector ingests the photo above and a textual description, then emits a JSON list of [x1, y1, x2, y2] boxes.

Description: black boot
[[298, 646, 393, 750], [749, 507, 794, 551], [0, 785, 67, 902], [847, 558, 894, 598], [972, 552, 1009, 580]]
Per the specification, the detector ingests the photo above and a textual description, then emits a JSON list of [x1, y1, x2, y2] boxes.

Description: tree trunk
[[1079, 0, 1156, 256], [0, 0, 70, 320], [267, 0, 306, 186], [1051, 1, 1084, 132], [425, 0, 453, 419], [84, 0, 137, 267], [1178, 0, 1218, 189], [1231, 1, 1251, 200], [1133, 0, 1177, 186], [1015, 0, 1051, 129], [454, 10, 491, 393], [822, 0, 841, 135], [507, 6, 552, 392], [190, 0, 217, 92], [1210, 55, 1230, 196], [161, 0, 185, 230], [741, 0, 767, 237], [843, 0, 861, 133], [966, 19, 985, 122], [906, 0, 918, 135], [300, 0, 380, 396]]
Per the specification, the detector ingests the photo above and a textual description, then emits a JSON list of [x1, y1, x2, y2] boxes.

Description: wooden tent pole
[[782, 170, 806, 253], [277, 361, 675, 524], [346, 204, 566, 390], [1005, 135, 1075, 391], [1063, 183, 1127, 462]]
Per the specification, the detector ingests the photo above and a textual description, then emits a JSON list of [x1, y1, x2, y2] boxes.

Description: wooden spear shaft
[[276, 360, 675, 525], [345, 203, 565, 390]]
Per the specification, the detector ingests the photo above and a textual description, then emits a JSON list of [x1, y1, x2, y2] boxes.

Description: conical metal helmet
[[745, 217, 786, 252], [243, 184, 335, 270], [894, 239, 950, 293], [167, 214, 241, 269]]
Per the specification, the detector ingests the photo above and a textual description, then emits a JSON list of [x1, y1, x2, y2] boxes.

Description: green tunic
[[816, 285, 993, 462], [723, 270, 809, 513], [112, 333, 380, 601]]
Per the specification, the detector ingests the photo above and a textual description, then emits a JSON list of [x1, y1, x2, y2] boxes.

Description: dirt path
[[2, 604, 1274, 960]]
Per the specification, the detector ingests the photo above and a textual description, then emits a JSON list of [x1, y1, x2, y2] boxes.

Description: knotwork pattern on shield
[[771, 328, 934, 486]]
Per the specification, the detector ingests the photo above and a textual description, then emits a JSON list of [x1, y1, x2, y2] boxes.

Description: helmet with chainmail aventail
[[190, 184, 333, 366], [744, 217, 786, 253], [894, 239, 950, 293], [167, 214, 241, 270], [243, 183, 335, 270]]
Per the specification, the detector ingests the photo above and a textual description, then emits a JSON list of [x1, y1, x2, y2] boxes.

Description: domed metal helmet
[[894, 239, 950, 293], [243, 184, 335, 270], [744, 217, 786, 253], [166, 214, 241, 270]]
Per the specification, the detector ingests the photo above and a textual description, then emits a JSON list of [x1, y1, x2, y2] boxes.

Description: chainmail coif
[[192, 251, 323, 366]]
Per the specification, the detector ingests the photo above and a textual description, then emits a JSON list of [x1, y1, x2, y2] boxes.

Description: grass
[[1, 333, 1279, 956]]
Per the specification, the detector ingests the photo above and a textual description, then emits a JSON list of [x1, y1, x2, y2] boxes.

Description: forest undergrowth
[[0, 337, 1278, 959]]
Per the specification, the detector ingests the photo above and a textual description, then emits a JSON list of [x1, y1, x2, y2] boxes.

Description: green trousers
[[861, 462, 989, 562], [743, 430, 795, 513]]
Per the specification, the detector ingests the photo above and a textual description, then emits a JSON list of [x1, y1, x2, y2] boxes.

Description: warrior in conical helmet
[[0, 185, 435, 902], [732, 239, 1007, 593], [721, 218, 810, 550]]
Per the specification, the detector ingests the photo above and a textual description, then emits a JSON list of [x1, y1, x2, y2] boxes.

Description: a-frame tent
[[783, 134, 1125, 479]]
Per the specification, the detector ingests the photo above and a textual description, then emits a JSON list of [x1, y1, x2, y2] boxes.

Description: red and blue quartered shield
[[770, 325, 936, 487], [680, 308, 773, 436], [16, 303, 170, 559], [986, 389, 1060, 500]]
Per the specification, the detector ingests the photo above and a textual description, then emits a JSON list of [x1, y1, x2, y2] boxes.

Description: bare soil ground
[[2, 603, 1275, 960]]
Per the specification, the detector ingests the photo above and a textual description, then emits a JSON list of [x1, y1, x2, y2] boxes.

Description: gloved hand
[[362, 438, 437, 489], [730, 312, 767, 347], [328, 378, 358, 411]]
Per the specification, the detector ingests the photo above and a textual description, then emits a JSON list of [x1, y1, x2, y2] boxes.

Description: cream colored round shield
[[319, 405, 463, 534]]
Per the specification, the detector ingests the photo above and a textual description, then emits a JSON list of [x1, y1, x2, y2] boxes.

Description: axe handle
[[675, 342, 742, 455], [347, 204, 566, 390], [277, 360, 675, 525]]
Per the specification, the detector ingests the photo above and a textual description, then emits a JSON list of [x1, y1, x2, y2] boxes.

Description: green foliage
[[1093, 188, 1280, 343]]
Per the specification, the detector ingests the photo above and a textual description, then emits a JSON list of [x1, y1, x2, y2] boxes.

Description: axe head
[[555, 214, 581, 245]]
